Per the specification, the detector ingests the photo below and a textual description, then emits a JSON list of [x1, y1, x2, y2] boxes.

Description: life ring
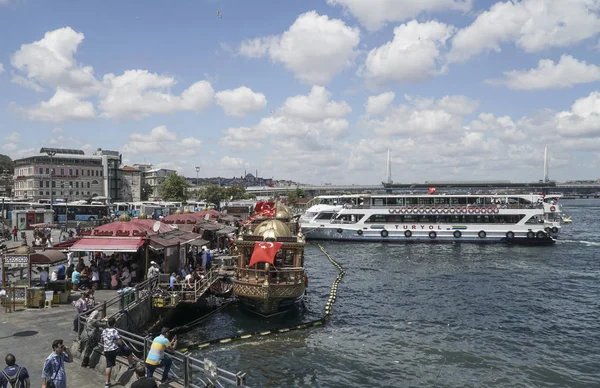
[[381, 230, 389, 238], [468, 208, 474, 213], [395, 208, 401, 213], [478, 230, 486, 239], [526, 231, 535, 239], [388, 208, 394, 214], [401, 208, 407, 213], [404, 230, 412, 238], [337, 228, 343, 234], [429, 231, 436, 239], [494, 208, 499, 213], [357, 229, 363, 235], [550, 206, 556, 212], [488, 208, 494, 213], [453, 230, 461, 238], [443, 209, 448, 213], [450, 208, 455, 213], [551, 226, 558, 234], [536, 230, 546, 239], [506, 231, 515, 239]]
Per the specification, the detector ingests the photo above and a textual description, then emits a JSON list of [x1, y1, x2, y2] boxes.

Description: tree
[[0, 154, 14, 174], [286, 187, 306, 203], [141, 182, 153, 201], [203, 185, 226, 206], [159, 173, 190, 201], [224, 184, 248, 200]]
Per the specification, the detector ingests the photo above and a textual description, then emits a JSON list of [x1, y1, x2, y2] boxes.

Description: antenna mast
[[386, 148, 392, 184]]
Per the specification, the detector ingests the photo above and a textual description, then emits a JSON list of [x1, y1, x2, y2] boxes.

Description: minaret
[[543, 145, 549, 183], [386, 148, 392, 184]]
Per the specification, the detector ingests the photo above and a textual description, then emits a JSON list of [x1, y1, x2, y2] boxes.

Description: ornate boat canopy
[[253, 219, 292, 241]]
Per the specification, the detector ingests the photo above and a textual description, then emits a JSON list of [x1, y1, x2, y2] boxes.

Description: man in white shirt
[[40, 266, 49, 285], [147, 261, 160, 279], [67, 251, 74, 267], [50, 269, 59, 282]]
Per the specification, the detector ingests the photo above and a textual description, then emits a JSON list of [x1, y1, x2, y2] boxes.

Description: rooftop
[[39, 147, 85, 155]]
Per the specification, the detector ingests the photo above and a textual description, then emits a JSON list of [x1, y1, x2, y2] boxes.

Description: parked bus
[[52, 203, 110, 222]]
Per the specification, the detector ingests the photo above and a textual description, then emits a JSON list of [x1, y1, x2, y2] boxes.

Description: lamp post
[[45, 151, 56, 219], [1, 169, 8, 225], [195, 166, 200, 187]]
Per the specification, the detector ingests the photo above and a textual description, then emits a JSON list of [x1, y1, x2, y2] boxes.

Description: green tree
[[140, 182, 153, 201], [159, 173, 190, 201], [286, 187, 306, 203], [203, 185, 226, 206], [0, 154, 14, 174], [224, 184, 248, 200]]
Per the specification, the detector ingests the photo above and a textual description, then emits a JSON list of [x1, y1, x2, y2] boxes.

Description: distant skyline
[[1, 0, 600, 184]]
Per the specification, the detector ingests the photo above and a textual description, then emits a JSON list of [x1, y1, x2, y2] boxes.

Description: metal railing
[[156, 266, 221, 303], [234, 267, 304, 285], [116, 328, 248, 387]]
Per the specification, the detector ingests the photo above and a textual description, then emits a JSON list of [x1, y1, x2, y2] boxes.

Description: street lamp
[[195, 166, 200, 187], [1, 169, 8, 224], [45, 151, 56, 218]]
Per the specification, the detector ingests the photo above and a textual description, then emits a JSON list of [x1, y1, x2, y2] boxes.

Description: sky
[[1, 0, 600, 185]]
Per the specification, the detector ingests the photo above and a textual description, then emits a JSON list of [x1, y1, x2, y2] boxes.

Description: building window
[[87, 191, 90, 195], [75, 182, 79, 188], [100, 170, 103, 177], [69, 168, 73, 175], [75, 169, 79, 176], [39, 191, 43, 196], [60, 168, 64, 176], [92, 180, 98, 185], [39, 168, 43, 174], [88, 170, 91, 176], [87, 182, 90, 188], [45, 181, 49, 188], [46, 168, 49, 174], [46, 191, 50, 195]]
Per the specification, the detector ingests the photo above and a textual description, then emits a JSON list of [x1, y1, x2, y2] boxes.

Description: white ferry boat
[[300, 194, 562, 245]]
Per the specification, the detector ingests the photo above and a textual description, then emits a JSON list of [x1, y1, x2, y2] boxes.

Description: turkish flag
[[428, 187, 437, 195], [248, 241, 283, 266]]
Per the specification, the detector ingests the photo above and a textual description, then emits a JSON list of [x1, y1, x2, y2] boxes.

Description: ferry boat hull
[[302, 226, 556, 245]]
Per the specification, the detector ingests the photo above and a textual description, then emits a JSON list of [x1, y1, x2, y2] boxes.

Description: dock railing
[[156, 266, 221, 303], [114, 328, 249, 387]]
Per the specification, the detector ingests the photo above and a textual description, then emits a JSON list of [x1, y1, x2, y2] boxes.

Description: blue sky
[[1, 0, 600, 184]]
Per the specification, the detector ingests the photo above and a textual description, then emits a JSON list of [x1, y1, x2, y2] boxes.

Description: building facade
[[93, 148, 121, 201], [13, 148, 106, 201], [144, 168, 176, 200], [117, 166, 142, 202]]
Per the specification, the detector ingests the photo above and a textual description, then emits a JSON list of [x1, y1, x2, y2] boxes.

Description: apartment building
[[143, 168, 176, 200]]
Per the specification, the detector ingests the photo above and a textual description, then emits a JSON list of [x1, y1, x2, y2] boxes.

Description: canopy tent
[[216, 226, 238, 235], [30, 250, 67, 265], [69, 237, 145, 253], [81, 220, 174, 236], [196, 210, 221, 220], [149, 230, 208, 248]]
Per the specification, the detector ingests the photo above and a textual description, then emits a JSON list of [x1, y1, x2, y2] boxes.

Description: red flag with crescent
[[249, 241, 283, 266], [428, 187, 437, 195]]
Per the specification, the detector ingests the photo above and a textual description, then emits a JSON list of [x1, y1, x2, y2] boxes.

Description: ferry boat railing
[[116, 328, 248, 387], [235, 267, 305, 285], [339, 203, 545, 210], [156, 266, 221, 302]]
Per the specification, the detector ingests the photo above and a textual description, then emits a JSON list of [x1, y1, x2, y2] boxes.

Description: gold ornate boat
[[232, 203, 306, 316]]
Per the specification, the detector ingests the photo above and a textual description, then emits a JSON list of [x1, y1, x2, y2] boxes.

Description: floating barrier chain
[[178, 243, 345, 353]]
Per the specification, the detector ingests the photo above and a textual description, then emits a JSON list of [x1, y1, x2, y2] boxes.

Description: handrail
[[114, 328, 248, 387]]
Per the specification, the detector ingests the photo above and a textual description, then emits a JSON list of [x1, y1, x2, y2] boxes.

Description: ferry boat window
[[365, 214, 387, 223], [418, 215, 431, 222], [373, 198, 384, 207], [403, 215, 417, 222], [315, 212, 335, 220]]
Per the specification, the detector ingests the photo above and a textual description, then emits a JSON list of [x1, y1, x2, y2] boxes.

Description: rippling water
[[180, 200, 600, 387]]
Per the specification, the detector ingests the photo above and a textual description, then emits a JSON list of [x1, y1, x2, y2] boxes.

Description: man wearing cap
[[147, 261, 160, 279]]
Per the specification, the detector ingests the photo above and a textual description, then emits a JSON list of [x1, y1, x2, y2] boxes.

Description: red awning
[[69, 238, 145, 253]]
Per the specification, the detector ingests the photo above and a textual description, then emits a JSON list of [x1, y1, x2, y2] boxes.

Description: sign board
[[2, 255, 29, 269]]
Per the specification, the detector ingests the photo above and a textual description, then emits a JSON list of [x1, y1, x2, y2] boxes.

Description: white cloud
[[556, 91, 600, 137], [52, 127, 64, 134], [281, 86, 351, 121], [363, 20, 455, 85], [11, 27, 100, 94], [485, 55, 600, 90], [11, 75, 45, 92], [449, 0, 600, 63], [100, 71, 214, 120], [12, 88, 96, 122], [4, 132, 20, 142], [365, 92, 395, 116], [0, 63, 4, 74], [360, 94, 479, 136], [123, 125, 202, 156], [221, 86, 351, 151], [239, 11, 360, 85], [327, 0, 472, 31], [215, 86, 267, 118], [220, 156, 246, 170]]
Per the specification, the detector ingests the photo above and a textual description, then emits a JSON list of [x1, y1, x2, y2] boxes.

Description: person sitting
[[168, 273, 177, 291]]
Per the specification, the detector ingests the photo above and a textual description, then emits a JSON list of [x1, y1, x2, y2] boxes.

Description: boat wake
[[558, 239, 600, 246]]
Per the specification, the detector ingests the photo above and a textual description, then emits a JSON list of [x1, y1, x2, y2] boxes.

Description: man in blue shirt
[[42, 339, 72, 388], [0, 353, 30, 388], [56, 265, 66, 280], [168, 273, 176, 290]]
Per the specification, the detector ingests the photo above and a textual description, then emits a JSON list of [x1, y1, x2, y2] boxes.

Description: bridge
[[247, 181, 600, 197]]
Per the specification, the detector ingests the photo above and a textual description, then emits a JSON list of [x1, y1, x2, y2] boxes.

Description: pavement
[[0, 298, 111, 387]]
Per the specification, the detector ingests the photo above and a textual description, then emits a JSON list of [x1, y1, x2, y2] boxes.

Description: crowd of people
[[0, 324, 178, 388]]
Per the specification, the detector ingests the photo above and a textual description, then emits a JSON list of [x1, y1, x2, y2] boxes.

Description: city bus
[[52, 203, 110, 222]]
